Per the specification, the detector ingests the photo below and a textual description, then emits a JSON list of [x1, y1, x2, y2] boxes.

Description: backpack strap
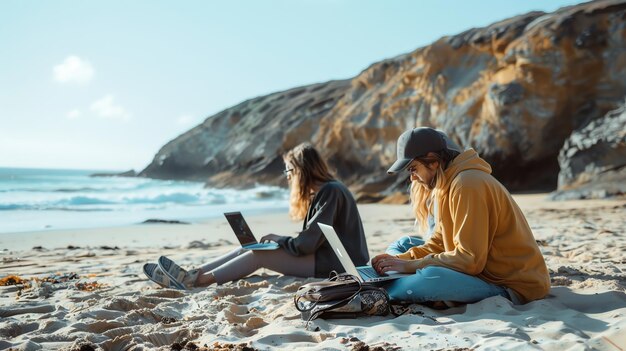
[[294, 273, 363, 327]]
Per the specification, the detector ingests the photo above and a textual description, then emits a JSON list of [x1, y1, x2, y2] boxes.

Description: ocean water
[[0, 167, 288, 233]]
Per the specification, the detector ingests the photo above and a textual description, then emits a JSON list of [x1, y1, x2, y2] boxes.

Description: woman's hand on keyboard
[[372, 253, 418, 274], [260, 234, 281, 243]]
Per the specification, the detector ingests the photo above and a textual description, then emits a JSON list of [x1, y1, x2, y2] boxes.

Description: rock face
[[550, 101, 626, 200], [140, 0, 626, 201], [139, 80, 351, 187]]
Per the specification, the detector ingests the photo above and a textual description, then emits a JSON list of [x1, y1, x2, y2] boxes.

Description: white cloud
[[53, 56, 94, 84], [90, 95, 132, 121], [66, 109, 81, 120]]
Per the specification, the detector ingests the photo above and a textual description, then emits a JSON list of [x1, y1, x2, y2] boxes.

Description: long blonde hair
[[410, 154, 448, 233], [283, 143, 334, 221]]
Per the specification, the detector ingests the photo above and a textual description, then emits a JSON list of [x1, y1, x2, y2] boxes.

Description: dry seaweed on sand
[[1, 272, 108, 299], [0, 274, 28, 286]]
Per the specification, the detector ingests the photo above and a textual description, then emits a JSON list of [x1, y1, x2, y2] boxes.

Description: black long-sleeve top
[[276, 180, 370, 278]]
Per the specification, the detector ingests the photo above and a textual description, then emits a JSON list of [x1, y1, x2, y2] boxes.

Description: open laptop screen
[[317, 222, 361, 277], [224, 212, 257, 246]]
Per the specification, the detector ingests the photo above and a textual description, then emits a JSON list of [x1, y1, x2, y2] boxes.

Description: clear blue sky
[[0, 0, 582, 171]]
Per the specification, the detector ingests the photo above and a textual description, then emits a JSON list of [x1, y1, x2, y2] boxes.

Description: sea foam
[[0, 168, 288, 233]]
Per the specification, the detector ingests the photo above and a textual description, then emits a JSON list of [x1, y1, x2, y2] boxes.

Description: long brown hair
[[410, 153, 448, 233], [283, 143, 335, 220]]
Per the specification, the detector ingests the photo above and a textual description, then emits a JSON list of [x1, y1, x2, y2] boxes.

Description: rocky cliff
[[140, 80, 351, 187], [140, 0, 626, 201], [551, 100, 626, 200]]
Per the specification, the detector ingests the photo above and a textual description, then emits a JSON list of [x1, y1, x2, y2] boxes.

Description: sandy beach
[[1, 194, 625, 350]]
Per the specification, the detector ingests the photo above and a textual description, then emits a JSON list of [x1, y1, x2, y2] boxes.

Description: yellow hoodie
[[396, 149, 551, 304]]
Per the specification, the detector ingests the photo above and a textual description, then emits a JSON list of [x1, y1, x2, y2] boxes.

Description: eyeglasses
[[407, 161, 420, 174], [283, 168, 294, 176]]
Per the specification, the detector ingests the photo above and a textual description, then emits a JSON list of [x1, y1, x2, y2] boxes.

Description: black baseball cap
[[387, 127, 449, 174]]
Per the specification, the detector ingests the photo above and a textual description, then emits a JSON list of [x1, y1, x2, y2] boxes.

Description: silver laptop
[[318, 223, 410, 283], [224, 212, 279, 250]]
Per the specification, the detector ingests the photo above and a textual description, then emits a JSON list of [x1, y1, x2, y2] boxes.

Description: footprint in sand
[[102, 296, 174, 312], [38, 320, 67, 334], [98, 333, 133, 350], [0, 304, 55, 318], [103, 297, 152, 311], [102, 326, 134, 340], [145, 289, 186, 299], [70, 320, 126, 334], [139, 329, 195, 348], [216, 280, 270, 298], [125, 308, 182, 325], [100, 327, 194, 349], [255, 331, 335, 344], [74, 308, 126, 321], [220, 309, 249, 324], [0, 321, 39, 339], [244, 316, 268, 329]]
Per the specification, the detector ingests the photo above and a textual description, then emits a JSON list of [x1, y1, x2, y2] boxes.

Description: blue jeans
[[384, 236, 510, 303]]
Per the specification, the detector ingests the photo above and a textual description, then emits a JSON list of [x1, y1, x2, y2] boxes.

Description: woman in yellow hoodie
[[372, 127, 550, 305]]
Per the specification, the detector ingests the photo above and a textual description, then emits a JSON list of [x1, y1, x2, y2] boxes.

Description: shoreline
[[0, 208, 295, 252], [1, 193, 624, 252], [0, 166, 290, 235]]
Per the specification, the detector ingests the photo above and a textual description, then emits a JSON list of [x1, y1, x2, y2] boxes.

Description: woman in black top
[[144, 143, 369, 289]]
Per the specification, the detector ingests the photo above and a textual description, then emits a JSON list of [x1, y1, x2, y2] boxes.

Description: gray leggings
[[200, 247, 315, 284]]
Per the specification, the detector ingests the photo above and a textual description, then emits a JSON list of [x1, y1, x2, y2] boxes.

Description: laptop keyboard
[[358, 266, 382, 279], [247, 243, 278, 249]]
